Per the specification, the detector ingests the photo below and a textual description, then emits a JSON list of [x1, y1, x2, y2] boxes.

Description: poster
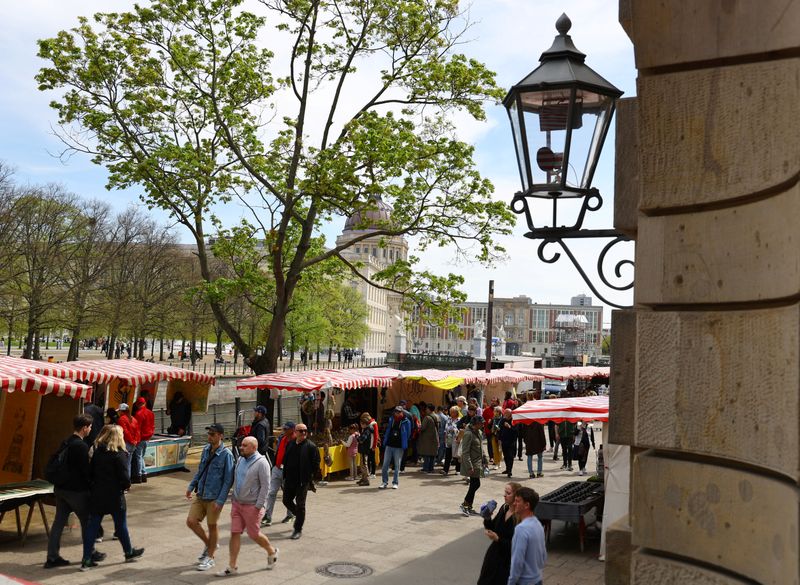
[[0, 391, 42, 484], [143, 443, 157, 468], [166, 379, 210, 413], [157, 443, 179, 468], [106, 378, 136, 411]]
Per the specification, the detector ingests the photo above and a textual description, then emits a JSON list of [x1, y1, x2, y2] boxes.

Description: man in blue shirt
[[186, 423, 235, 571], [508, 487, 547, 585]]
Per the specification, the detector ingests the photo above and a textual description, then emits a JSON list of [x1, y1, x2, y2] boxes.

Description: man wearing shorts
[[186, 423, 234, 571], [216, 436, 279, 576]]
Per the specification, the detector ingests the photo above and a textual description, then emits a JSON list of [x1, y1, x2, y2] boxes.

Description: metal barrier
[[164, 356, 386, 377]]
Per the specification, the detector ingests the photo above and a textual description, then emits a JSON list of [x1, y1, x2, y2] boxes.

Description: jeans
[[264, 467, 283, 519], [132, 441, 147, 477], [125, 442, 135, 477], [421, 455, 435, 472], [464, 476, 481, 506], [84, 509, 132, 562], [527, 453, 543, 475], [282, 482, 309, 532], [47, 489, 90, 562], [382, 446, 404, 485]]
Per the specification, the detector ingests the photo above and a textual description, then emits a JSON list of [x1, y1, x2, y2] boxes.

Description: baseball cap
[[282, 421, 296, 429], [118, 403, 129, 411], [398, 400, 407, 406], [206, 423, 224, 434], [253, 405, 267, 415], [393, 405, 404, 413]]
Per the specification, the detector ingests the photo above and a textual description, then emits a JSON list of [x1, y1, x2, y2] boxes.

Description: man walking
[[132, 397, 154, 483], [261, 421, 296, 527], [186, 423, 235, 571], [44, 414, 105, 569], [508, 487, 547, 585], [281, 423, 319, 540], [248, 406, 271, 456], [557, 420, 576, 472], [380, 406, 411, 489], [215, 437, 279, 577]]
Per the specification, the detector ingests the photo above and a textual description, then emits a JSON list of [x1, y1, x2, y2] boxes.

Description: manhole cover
[[316, 561, 374, 578]]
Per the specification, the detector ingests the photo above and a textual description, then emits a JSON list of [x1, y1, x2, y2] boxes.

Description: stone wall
[[610, 2, 800, 583]]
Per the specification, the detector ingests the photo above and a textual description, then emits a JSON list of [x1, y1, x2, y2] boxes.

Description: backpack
[[45, 441, 71, 487]]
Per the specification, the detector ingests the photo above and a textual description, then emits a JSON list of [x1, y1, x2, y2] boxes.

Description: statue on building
[[474, 319, 485, 339]]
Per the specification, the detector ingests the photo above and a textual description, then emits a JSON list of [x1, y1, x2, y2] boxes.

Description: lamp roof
[[503, 14, 623, 107]]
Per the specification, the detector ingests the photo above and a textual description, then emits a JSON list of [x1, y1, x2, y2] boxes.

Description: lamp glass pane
[[565, 90, 614, 189], [519, 88, 572, 187], [506, 100, 529, 192]]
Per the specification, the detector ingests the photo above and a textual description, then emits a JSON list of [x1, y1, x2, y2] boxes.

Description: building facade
[[335, 196, 408, 355], [409, 294, 603, 362]]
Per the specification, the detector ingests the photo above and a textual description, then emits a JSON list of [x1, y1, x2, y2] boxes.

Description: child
[[343, 423, 360, 480]]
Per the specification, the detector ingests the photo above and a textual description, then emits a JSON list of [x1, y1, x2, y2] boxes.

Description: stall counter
[[144, 434, 192, 474]]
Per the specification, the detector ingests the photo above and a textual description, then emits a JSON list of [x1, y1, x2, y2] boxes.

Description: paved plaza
[[0, 444, 605, 585]]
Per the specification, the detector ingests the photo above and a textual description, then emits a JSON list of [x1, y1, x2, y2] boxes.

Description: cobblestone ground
[[0, 443, 605, 585]]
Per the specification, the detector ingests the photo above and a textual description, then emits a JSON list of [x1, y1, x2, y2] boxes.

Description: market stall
[[0, 360, 93, 542], [237, 368, 400, 475], [10, 358, 215, 475], [511, 366, 610, 381]]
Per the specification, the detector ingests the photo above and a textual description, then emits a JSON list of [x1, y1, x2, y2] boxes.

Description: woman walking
[[497, 409, 517, 477], [573, 421, 595, 475], [441, 406, 460, 476], [459, 416, 486, 516], [81, 425, 144, 570], [478, 482, 521, 585], [521, 421, 547, 479]]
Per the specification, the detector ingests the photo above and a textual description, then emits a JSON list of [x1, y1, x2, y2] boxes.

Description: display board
[[0, 391, 42, 484]]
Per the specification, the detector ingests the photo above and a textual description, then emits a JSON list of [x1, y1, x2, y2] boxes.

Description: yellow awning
[[404, 375, 465, 390]]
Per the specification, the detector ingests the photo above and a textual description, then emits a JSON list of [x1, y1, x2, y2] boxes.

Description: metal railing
[[162, 356, 387, 377]]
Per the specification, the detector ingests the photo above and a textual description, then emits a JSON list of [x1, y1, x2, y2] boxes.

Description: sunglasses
[[296, 429, 308, 433]]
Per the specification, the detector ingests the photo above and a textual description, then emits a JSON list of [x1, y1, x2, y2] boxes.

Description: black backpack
[[45, 441, 71, 487]]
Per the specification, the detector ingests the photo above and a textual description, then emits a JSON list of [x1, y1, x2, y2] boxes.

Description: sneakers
[[267, 547, 279, 570], [459, 504, 471, 517], [290, 530, 302, 540], [198, 543, 220, 561], [357, 479, 370, 486], [568, 466, 573, 472], [91, 551, 107, 563], [537, 473, 544, 478], [378, 483, 388, 489], [369, 473, 376, 478], [216, 566, 238, 577], [280, 513, 295, 524], [261, 515, 272, 527], [80, 559, 98, 572], [44, 556, 70, 569], [529, 472, 535, 479], [125, 547, 144, 562], [391, 483, 398, 489], [197, 557, 216, 571]]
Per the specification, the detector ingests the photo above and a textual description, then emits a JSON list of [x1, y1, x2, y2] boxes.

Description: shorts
[[230, 500, 264, 539], [188, 498, 223, 525]]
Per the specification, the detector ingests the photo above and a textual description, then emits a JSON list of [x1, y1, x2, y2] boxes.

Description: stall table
[[0, 480, 53, 545], [536, 481, 604, 552]]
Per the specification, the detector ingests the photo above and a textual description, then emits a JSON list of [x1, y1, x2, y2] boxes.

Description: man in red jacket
[[117, 403, 140, 479], [132, 397, 155, 483]]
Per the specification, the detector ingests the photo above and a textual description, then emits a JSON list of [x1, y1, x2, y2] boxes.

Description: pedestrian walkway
[[0, 447, 604, 584]]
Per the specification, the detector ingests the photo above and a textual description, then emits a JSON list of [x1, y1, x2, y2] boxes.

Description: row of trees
[[0, 163, 368, 362]]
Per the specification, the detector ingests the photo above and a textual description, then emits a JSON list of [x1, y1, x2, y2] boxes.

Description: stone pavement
[[0, 444, 605, 585]]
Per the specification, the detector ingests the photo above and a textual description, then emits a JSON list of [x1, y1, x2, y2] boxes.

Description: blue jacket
[[382, 415, 412, 450], [188, 442, 234, 507]]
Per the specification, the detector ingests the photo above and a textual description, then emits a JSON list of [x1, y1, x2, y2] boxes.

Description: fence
[[154, 394, 305, 446], [161, 356, 387, 377]]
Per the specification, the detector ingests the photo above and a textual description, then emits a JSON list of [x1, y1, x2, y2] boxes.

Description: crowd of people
[[42, 383, 599, 582]]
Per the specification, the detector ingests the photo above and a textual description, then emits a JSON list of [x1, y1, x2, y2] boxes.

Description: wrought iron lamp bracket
[[511, 189, 634, 309]]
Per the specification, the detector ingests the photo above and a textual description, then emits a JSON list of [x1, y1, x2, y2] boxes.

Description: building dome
[[344, 195, 392, 231]]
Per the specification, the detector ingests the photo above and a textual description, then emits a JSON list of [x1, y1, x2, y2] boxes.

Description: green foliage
[[37, 0, 517, 373]]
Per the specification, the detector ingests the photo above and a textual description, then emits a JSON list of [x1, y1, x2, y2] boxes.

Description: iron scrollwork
[[513, 189, 634, 309]]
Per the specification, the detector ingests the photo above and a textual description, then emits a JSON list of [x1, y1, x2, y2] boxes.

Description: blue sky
[[0, 1, 635, 323]]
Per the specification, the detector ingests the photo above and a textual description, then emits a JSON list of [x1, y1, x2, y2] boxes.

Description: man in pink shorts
[[216, 437, 278, 576]]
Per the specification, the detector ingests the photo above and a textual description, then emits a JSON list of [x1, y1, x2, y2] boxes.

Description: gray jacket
[[232, 452, 271, 509]]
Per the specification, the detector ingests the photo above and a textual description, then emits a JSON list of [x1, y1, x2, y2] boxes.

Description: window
[[355, 246, 360, 254]]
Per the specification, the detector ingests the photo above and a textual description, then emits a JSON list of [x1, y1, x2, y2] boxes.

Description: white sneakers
[[216, 566, 238, 577], [197, 557, 216, 571], [267, 547, 279, 570]]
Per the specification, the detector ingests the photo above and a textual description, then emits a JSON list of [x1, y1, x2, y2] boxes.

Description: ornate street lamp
[[504, 14, 633, 308]]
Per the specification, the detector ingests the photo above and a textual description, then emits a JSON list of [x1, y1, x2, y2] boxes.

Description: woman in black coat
[[477, 482, 521, 585], [81, 425, 144, 570]]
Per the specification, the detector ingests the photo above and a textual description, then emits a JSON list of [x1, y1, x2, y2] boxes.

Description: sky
[[0, 0, 636, 325]]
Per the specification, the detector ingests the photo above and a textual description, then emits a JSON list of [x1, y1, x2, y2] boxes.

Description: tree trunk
[[215, 329, 223, 358], [159, 337, 164, 361], [68, 326, 81, 361], [33, 334, 41, 361]]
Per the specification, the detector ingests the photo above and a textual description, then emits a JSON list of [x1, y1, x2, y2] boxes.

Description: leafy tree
[[37, 0, 516, 382]]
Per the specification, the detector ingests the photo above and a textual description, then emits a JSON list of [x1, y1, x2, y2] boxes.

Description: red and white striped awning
[[237, 367, 401, 392], [445, 369, 543, 385], [0, 358, 93, 400], [3, 357, 215, 387], [511, 366, 609, 381], [512, 395, 609, 425]]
